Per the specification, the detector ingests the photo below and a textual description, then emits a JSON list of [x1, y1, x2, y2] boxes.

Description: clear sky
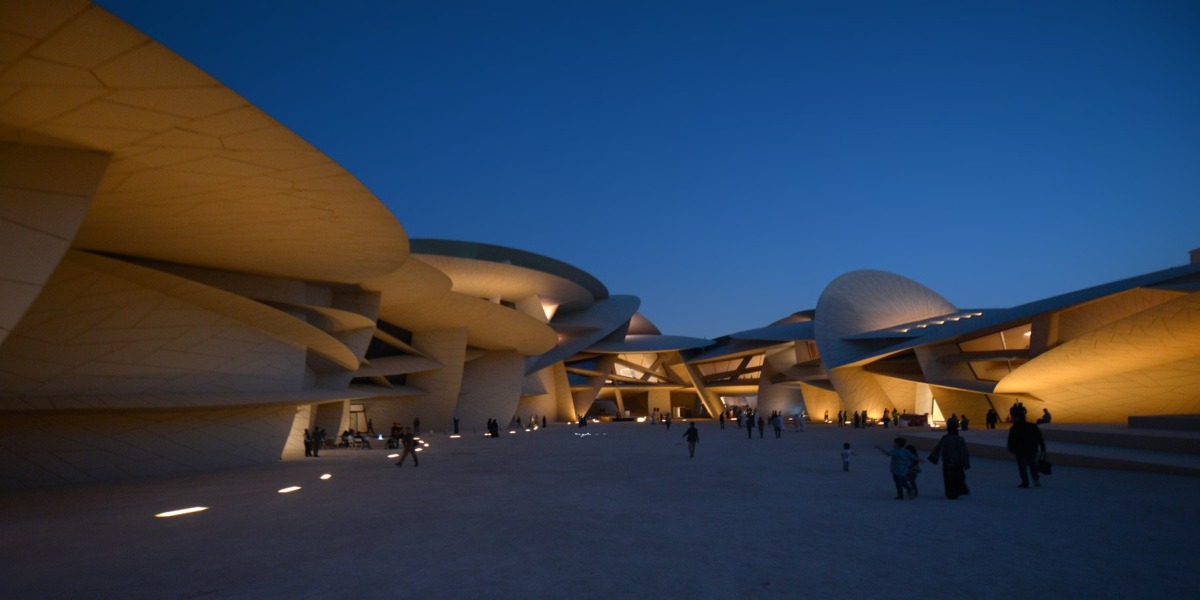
[[97, 0, 1199, 338]]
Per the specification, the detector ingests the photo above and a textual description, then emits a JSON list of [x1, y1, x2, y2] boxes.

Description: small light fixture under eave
[[542, 302, 560, 321], [898, 329, 909, 333], [320, 474, 332, 480], [155, 507, 208, 518], [278, 486, 301, 494]]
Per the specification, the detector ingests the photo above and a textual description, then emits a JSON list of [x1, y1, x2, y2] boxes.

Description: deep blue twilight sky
[[97, 0, 1199, 338]]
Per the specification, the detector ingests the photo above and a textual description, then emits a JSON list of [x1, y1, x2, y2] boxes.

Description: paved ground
[[2, 421, 1198, 599]]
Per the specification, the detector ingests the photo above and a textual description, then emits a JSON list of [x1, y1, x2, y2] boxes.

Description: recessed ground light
[[449, 434, 461, 439], [320, 474, 332, 480], [155, 507, 208, 518], [387, 453, 400, 458], [277, 486, 301, 494]]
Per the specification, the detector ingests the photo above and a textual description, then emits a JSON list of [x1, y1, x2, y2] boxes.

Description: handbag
[[1036, 452, 1052, 475]]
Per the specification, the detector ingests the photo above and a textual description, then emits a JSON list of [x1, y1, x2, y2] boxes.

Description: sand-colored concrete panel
[[0, 404, 296, 490], [0, 4, 411, 284], [797, 382, 841, 423], [457, 350, 526, 430], [0, 142, 110, 195], [827, 366, 894, 418], [104, 87, 247, 120], [28, 5, 147, 68], [998, 291, 1200, 393], [355, 355, 443, 377], [0, 188, 93, 240], [415, 254, 595, 313], [0, 56, 102, 87], [0, 86, 108, 129], [372, 329, 468, 434], [815, 270, 956, 369], [0, 0, 89, 39], [70, 251, 361, 371]]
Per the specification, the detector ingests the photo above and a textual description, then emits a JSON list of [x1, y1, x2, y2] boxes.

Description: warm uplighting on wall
[[277, 486, 301, 493], [155, 507, 208, 518]]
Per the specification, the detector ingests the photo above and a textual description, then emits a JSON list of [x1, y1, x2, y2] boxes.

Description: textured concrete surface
[[2, 422, 1197, 599]]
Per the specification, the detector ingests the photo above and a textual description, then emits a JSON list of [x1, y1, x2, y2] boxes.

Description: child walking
[[905, 443, 922, 498], [876, 437, 916, 499], [841, 442, 856, 472]]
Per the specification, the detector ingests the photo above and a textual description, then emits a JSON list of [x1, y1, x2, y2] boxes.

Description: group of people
[[866, 408, 1049, 499], [339, 429, 371, 449], [303, 427, 326, 457], [874, 437, 924, 498], [838, 409, 906, 428]]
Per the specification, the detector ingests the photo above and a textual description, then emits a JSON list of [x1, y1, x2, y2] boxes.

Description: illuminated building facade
[[1, 2, 1197, 489]]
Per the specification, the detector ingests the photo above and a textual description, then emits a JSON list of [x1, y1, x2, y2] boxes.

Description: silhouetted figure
[[303, 428, 313, 457], [1037, 409, 1052, 424], [719, 413, 725, 429], [985, 408, 999, 429], [312, 428, 325, 457], [395, 427, 418, 467], [453, 417, 460, 434], [1008, 415, 1047, 488], [683, 422, 700, 458], [876, 437, 915, 499], [842, 443, 855, 472], [960, 414, 970, 431], [928, 423, 970, 499], [413, 417, 421, 435], [542, 416, 547, 428], [905, 443, 922, 497], [946, 413, 959, 431], [747, 415, 754, 439], [853, 411, 861, 429]]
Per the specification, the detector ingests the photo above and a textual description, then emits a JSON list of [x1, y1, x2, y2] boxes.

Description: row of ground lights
[[156, 436, 453, 518]]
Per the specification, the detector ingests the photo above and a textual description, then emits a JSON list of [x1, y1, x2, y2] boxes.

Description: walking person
[[905, 443, 922, 498], [311, 427, 322, 457], [841, 442, 856, 472], [683, 422, 700, 458], [747, 414, 754, 439], [757, 415, 765, 439], [303, 428, 313, 457], [395, 427, 419, 467], [986, 408, 998, 429], [719, 413, 725, 429], [876, 437, 916, 500], [412, 417, 421, 436], [774, 413, 783, 438], [927, 423, 970, 499], [1007, 413, 1047, 488]]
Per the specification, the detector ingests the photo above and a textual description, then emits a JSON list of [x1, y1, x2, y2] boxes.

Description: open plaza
[[2, 421, 1198, 598]]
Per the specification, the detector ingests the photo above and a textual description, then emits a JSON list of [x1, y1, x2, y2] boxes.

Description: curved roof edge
[[587, 334, 714, 354], [411, 239, 608, 301]]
